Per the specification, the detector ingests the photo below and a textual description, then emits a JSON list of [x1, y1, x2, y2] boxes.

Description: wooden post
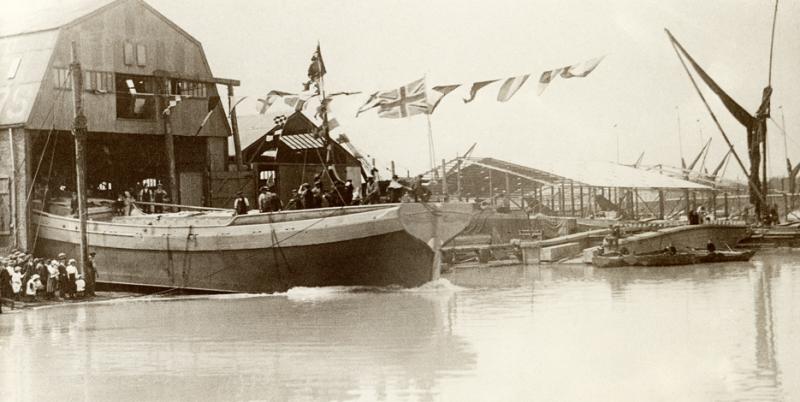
[[633, 189, 639, 219], [570, 181, 575, 217], [579, 185, 584, 217], [161, 78, 180, 206], [550, 185, 555, 213], [441, 158, 448, 197], [391, 160, 395, 176], [538, 185, 543, 212], [684, 188, 691, 218], [227, 84, 244, 171], [560, 183, 566, 216], [488, 169, 493, 206], [69, 42, 89, 278], [724, 192, 729, 218], [7, 128, 17, 249], [456, 157, 462, 200], [658, 190, 665, 220]]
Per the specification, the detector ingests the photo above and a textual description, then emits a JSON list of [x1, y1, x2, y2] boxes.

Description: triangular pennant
[[463, 79, 499, 103], [497, 74, 530, 102], [428, 84, 460, 113]]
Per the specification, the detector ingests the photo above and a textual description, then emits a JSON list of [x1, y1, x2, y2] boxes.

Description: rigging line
[[666, 31, 767, 207], [14, 70, 72, 175], [31, 132, 60, 252], [768, 0, 779, 86], [25, 125, 55, 205]]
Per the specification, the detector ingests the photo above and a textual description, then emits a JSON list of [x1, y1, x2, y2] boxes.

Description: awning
[[280, 133, 324, 150]]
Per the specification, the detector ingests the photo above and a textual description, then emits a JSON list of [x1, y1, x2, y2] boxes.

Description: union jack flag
[[375, 78, 429, 119]]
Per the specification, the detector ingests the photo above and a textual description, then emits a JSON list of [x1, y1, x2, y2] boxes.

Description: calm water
[[1, 250, 799, 402]]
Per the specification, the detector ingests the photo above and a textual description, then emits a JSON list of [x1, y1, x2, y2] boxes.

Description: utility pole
[[69, 42, 90, 281], [161, 78, 180, 206], [228, 84, 244, 170]]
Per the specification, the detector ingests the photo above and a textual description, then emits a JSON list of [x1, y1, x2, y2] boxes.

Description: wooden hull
[[33, 203, 474, 293], [696, 250, 756, 263], [593, 249, 755, 268], [622, 253, 697, 267], [591, 254, 627, 268]]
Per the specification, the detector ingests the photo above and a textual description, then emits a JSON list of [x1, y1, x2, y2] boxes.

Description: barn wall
[[26, 0, 230, 140], [0, 127, 30, 252]]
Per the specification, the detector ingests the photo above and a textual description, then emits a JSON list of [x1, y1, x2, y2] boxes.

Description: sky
[[13, 0, 800, 180]]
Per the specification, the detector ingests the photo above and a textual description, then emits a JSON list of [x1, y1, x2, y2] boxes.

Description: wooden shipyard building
[[0, 0, 251, 251]]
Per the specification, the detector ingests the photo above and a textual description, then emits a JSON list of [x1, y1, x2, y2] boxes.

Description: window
[[53, 68, 113, 93], [53, 68, 71, 89], [123, 42, 135, 66], [170, 79, 208, 98], [136, 44, 146, 66], [142, 178, 158, 188], [83, 70, 113, 93], [115, 73, 156, 119], [7, 57, 21, 79]]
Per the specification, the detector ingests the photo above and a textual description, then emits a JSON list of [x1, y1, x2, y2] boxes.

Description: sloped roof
[[453, 157, 709, 190], [0, 30, 59, 126], [0, 0, 117, 38]]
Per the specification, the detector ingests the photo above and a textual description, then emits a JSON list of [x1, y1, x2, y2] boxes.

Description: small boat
[[591, 253, 627, 268], [592, 249, 755, 268], [622, 252, 697, 267], [696, 249, 756, 263]]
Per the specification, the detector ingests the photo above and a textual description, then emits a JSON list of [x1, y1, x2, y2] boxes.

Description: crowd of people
[[1, 249, 97, 304], [233, 170, 433, 215]]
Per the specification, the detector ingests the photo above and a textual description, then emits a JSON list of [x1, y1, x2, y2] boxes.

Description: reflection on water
[[2, 251, 799, 401]]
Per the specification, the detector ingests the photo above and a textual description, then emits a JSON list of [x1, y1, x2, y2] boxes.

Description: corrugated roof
[[280, 133, 325, 150], [0, 0, 118, 38]]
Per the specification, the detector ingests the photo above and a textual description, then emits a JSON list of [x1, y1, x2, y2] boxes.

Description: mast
[[764, 0, 780, 211], [68, 42, 89, 278]]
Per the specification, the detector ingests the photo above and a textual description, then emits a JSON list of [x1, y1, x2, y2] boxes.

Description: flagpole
[[426, 113, 436, 177]]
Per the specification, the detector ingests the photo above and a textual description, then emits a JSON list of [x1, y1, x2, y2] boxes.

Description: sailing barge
[[33, 202, 473, 293]]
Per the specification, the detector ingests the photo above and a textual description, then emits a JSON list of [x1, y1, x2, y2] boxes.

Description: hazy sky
[[18, 0, 800, 179]]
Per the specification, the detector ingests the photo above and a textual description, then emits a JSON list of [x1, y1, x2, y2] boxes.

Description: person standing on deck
[[299, 184, 313, 209], [312, 182, 324, 208], [286, 189, 300, 210], [257, 187, 269, 213], [411, 175, 425, 202], [233, 191, 250, 215], [153, 183, 169, 214], [122, 190, 134, 216], [365, 177, 379, 204], [70, 192, 78, 217], [388, 175, 404, 203], [343, 180, 354, 206], [138, 185, 154, 214]]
